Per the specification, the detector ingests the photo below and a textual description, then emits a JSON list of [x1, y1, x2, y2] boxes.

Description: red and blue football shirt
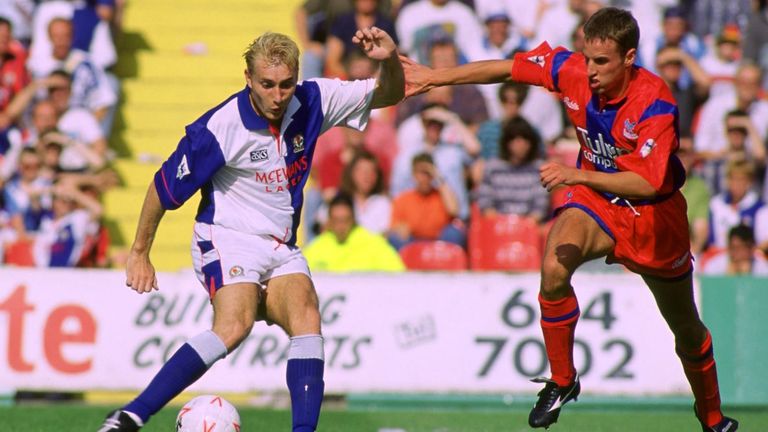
[[511, 42, 686, 202]]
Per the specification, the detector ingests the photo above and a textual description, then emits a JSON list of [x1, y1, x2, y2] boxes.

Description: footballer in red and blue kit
[[511, 41, 692, 280]]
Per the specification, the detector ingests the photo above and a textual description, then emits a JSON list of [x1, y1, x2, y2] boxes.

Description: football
[[175, 395, 241, 432]]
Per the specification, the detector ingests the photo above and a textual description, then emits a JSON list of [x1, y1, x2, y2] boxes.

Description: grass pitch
[[2, 404, 767, 432]]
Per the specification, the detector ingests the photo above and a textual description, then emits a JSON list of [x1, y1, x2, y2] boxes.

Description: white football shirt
[[154, 78, 377, 245]]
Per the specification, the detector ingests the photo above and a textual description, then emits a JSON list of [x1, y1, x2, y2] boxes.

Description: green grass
[[2, 405, 767, 432]]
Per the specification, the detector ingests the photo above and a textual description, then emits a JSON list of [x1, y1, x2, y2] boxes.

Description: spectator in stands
[[743, 0, 768, 84], [678, 143, 712, 256], [694, 64, 768, 162], [395, 0, 484, 65], [3, 148, 52, 239], [28, 18, 117, 134], [476, 81, 530, 160], [655, 45, 710, 140], [470, 11, 526, 62], [1, 72, 69, 146], [45, 70, 108, 172], [339, 149, 391, 234], [688, 0, 751, 41], [700, 109, 766, 195], [29, 0, 117, 72], [312, 53, 396, 195], [699, 23, 743, 96], [474, 117, 549, 222], [534, 0, 587, 50], [71, 0, 118, 70], [0, 127, 25, 185], [470, 13, 529, 120], [294, 0, 392, 79], [388, 152, 465, 250], [701, 224, 768, 275], [708, 159, 764, 249], [396, 38, 489, 130], [0, 17, 30, 115], [753, 200, 768, 255], [25, 98, 58, 148], [640, 6, 707, 89], [32, 180, 103, 267], [613, 0, 667, 52], [38, 128, 107, 174], [39, 138, 63, 181], [0, 0, 34, 46], [324, 0, 398, 79], [392, 103, 478, 219], [304, 193, 404, 272]]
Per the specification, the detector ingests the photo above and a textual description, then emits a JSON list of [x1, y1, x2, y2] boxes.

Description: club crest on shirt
[[623, 119, 639, 140], [250, 149, 268, 161], [176, 154, 191, 180], [640, 138, 655, 158], [292, 134, 305, 153], [228, 265, 244, 278], [527, 55, 546, 68]]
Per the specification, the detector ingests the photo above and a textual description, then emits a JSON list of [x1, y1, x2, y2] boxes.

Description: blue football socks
[[286, 334, 325, 432], [124, 330, 227, 423]]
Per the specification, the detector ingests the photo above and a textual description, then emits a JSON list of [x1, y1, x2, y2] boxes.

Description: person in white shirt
[[28, 17, 117, 134], [396, 0, 484, 64], [98, 28, 404, 432], [694, 64, 768, 160]]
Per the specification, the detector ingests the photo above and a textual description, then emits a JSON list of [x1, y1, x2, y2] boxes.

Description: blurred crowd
[[298, 0, 768, 276], [0, 0, 123, 269], [3, 0, 768, 277]]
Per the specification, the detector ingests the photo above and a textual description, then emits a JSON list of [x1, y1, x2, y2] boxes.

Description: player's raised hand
[[400, 55, 435, 98], [353, 26, 397, 61], [126, 250, 158, 294], [539, 161, 583, 192]]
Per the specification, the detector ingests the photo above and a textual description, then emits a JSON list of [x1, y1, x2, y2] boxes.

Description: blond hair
[[243, 32, 300, 74], [726, 159, 756, 180]]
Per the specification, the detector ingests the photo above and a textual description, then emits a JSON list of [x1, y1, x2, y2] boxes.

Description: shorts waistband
[[602, 190, 677, 207]]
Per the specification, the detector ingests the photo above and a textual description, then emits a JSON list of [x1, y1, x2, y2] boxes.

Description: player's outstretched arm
[[353, 26, 405, 108], [401, 56, 514, 98], [126, 181, 166, 294]]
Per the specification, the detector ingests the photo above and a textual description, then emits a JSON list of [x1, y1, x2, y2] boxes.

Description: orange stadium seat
[[469, 214, 543, 271], [399, 240, 468, 271]]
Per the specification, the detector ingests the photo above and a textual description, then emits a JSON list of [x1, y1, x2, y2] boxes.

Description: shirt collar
[[237, 86, 270, 130]]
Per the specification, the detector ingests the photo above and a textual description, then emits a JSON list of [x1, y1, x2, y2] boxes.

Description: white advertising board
[[0, 268, 690, 395]]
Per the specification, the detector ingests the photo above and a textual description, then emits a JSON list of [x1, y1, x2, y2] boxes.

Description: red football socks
[[539, 293, 580, 387], [677, 331, 723, 427]]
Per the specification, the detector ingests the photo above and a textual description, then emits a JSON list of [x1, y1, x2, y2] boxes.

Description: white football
[[175, 395, 241, 432]]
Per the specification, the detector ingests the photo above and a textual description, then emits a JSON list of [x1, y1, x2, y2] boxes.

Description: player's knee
[[214, 319, 254, 351], [540, 257, 571, 298]]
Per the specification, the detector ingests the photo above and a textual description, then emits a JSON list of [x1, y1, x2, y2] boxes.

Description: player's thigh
[[211, 282, 261, 351], [642, 273, 706, 347], [543, 207, 615, 274], [261, 272, 321, 337]]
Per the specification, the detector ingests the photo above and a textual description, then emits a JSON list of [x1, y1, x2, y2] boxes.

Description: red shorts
[[556, 185, 693, 280]]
